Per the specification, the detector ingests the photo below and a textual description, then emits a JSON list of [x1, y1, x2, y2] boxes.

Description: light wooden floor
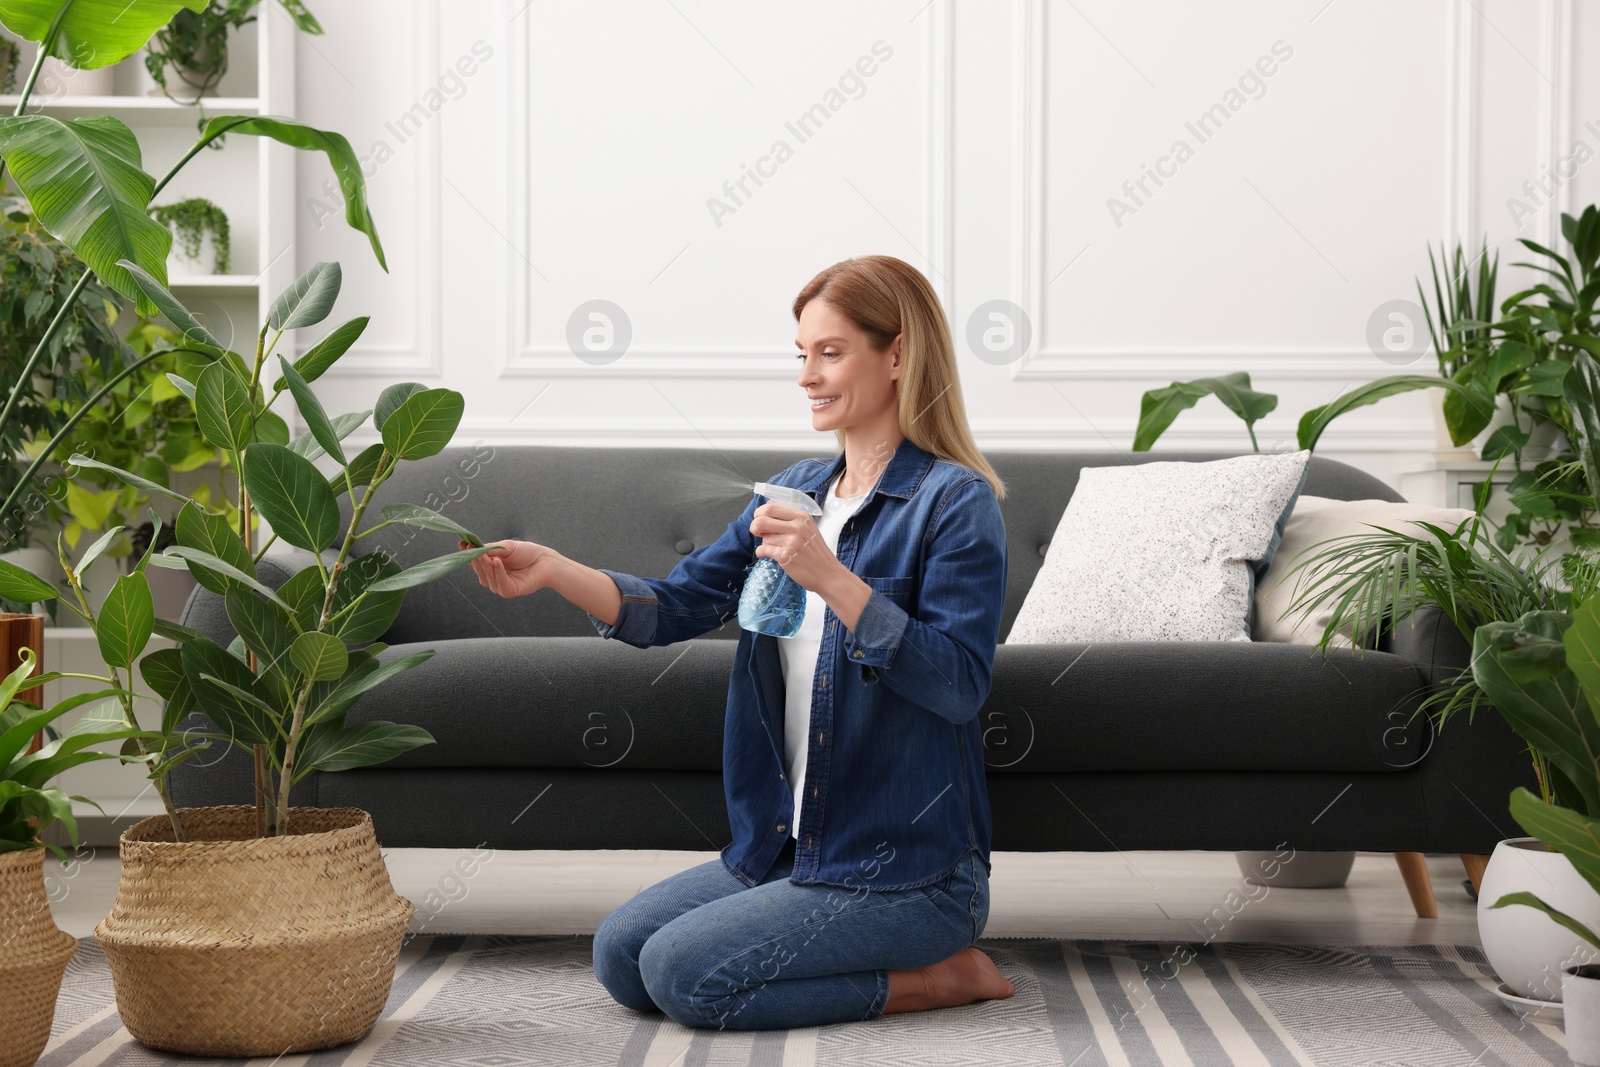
[[46, 848, 1480, 945]]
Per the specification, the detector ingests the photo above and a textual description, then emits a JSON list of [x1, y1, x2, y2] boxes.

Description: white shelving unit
[[4, 17, 301, 843]]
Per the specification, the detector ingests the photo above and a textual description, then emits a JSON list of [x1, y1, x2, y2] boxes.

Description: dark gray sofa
[[167, 445, 1534, 875]]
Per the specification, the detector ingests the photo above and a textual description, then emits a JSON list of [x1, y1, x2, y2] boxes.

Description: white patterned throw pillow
[[1252, 495, 1477, 647], [1005, 450, 1312, 643]]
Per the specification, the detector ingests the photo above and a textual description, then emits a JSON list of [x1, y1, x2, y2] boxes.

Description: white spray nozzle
[[751, 481, 822, 517]]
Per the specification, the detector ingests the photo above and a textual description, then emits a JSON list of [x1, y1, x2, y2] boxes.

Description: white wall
[[285, 0, 1600, 493]]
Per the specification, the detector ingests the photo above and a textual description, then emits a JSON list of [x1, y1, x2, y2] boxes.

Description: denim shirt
[[586, 436, 1008, 892]]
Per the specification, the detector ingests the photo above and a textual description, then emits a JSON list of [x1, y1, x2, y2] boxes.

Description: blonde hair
[[791, 255, 1006, 501]]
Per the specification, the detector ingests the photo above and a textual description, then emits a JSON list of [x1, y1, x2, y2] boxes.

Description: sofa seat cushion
[[985, 642, 1432, 774], [342, 636, 1430, 776]]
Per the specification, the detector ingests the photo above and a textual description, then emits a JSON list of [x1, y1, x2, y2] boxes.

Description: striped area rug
[[35, 936, 1566, 1066]]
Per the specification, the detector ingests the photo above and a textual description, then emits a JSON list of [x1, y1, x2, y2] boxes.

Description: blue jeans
[[592, 837, 991, 1030]]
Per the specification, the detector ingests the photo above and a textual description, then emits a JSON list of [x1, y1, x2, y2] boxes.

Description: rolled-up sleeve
[[840, 476, 1008, 725], [586, 490, 766, 648]]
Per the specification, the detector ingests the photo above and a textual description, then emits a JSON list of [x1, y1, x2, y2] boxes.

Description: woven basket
[[0, 846, 77, 1067], [94, 805, 414, 1057]]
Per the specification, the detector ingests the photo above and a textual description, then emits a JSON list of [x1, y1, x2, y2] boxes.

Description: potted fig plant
[[2, 258, 497, 1056]]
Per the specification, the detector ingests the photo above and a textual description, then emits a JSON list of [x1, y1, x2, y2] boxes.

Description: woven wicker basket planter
[[0, 846, 78, 1067], [94, 804, 414, 1057]]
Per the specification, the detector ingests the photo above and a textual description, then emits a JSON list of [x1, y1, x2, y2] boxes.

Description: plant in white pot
[[148, 196, 228, 275], [1473, 598, 1600, 1061]]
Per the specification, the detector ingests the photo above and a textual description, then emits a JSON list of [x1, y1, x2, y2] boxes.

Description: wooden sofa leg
[[1461, 853, 1489, 894], [1394, 852, 1438, 918]]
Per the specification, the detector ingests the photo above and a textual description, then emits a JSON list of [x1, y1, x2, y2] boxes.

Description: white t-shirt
[[777, 469, 876, 841]]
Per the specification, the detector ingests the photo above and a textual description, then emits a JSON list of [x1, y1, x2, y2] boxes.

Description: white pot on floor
[[1567, 965, 1600, 1066], [1478, 837, 1600, 1002], [1235, 850, 1355, 888]]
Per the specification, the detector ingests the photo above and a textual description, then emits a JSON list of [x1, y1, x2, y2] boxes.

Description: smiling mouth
[[810, 396, 840, 409]]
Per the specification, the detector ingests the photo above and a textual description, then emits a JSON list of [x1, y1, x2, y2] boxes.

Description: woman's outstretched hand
[[462, 539, 550, 599]]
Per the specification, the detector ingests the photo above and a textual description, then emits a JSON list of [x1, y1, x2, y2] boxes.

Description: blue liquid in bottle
[[738, 482, 824, 638]]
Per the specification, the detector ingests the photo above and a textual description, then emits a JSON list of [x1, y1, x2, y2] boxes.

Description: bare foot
[[886, 947, 1015, 1013]]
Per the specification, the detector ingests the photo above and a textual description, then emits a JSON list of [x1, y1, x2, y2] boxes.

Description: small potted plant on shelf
[[0, 35, 19, 93], [149, 196, 229, 275], [0, 643, 152, 1067], [144, 0, 321, 103]]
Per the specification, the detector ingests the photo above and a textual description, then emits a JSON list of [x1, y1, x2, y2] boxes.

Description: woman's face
[[793, 299, 900, 430]]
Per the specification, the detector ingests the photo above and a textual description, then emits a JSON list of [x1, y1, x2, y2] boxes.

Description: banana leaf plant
[[0, 261, 497, 841], [0, 645, 159, 861], [1475, 598, 1600, 953], [0, 0, 385, 552]]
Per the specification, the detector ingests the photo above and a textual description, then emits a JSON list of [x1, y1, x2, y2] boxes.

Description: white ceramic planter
[[1478, 837, 1600, 1002], [1236, 850, 1355, 888], [168, 229, 223, 276], [1568, 966, 1600, 1066]]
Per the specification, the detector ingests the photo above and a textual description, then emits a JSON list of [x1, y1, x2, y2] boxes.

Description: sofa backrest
[[340, 445, 1403, 646]]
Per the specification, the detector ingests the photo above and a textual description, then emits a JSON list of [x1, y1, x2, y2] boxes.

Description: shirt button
[[777, 824, 786, 833], [853, 650, 864, 659]]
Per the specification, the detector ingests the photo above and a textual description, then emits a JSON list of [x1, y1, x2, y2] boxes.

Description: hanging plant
[[148, 196, 229, 274], [144, 0, 320, 102], [0, 36, 19, 94]]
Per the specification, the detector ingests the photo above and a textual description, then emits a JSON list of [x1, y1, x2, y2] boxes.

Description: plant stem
[[0, 346, 192, 543], [273, 450, 392, 829], [61, 550, 184, 841], [0, 9, 64, 188]]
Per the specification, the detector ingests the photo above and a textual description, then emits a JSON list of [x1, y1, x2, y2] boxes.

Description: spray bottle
[[739, 481, 824, 637]]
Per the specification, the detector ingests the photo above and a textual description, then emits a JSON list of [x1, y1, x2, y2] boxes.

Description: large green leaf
[[96, 573, 153, 669], [0, 0, 206, 68], [290, 631, 347, 682], [240, 443, 340, 553], [325, 551, 403, 643], [381, 388, 464, 460], [1508, 786, 1600, 906], [195, 116, 386, 272], [223, 587, 296, 678], [293, 720, 433, 780], [0, 115, 170, 315], [161, 546, 290, 614], [180, 637, 279, 747], [268, 261, 341, 332], [276, 354, 343, 466], [373, 382, 426, 431], [1134, 373, 1276, 452], [289, 410, 369, 463], [194, 361, 254, 452], [72, 524, 123, 580], [365, 547, 491, 593], [67, 452, 190, 505], [277, 316, 369, 386], [117, 259, 223, 353], [379, 503, 482, 546], [308, 648, 434, 726], [0, 559, 56, 604], [174, 500, 255, 596], [1473, 614, 1600, 815], [1301, 376, 1496, 452], [1488, 890, 1600, 954]]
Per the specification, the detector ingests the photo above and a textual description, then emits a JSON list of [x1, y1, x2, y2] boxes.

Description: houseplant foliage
[[145, 0, 320, 103], [0, 0, 388, 565], [0, 642, 152, 1067], [0, 260, 494, 840], [0, 195, 137, 564], [149, 195, 229, 273]]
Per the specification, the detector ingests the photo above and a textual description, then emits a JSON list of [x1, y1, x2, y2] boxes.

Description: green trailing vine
[[0, 37, 18, 95], [144, 0, 321, 101], [149, 197, 230, 274]]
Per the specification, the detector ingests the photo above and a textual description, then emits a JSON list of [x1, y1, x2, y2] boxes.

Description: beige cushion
[[1253, 496, 1476, 646]]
